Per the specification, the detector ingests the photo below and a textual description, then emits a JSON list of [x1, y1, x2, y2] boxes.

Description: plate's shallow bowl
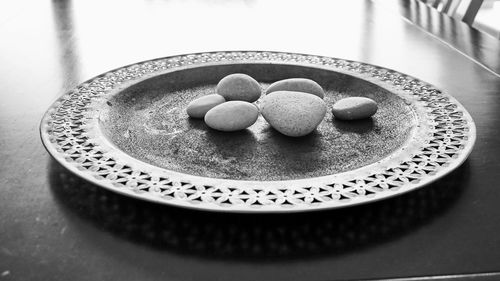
[[40, 51, 476, 212], [102, 64, 417, 181]]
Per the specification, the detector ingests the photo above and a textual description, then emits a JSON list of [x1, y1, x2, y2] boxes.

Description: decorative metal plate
[[40, 51, 476, 213]]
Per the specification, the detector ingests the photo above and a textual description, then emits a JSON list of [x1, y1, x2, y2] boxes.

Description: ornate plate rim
[[40, 51, 476, 213]]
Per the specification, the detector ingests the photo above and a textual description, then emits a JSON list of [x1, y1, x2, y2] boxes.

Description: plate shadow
[[49, 159, 470, 261]]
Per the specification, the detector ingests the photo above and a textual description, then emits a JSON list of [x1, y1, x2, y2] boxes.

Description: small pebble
[[186, 94, 226, 118], [261, 91, 327, 137], [332, 97, 378, 120], [266, 78, 325, 99], [205, 101, 259, 131], [216, 73, 261, 102]]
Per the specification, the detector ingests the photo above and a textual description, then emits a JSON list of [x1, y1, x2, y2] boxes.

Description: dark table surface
[[2, 0, 500, 280]]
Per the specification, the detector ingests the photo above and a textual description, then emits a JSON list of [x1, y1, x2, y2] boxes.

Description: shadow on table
[[48, 159, 470, 261]]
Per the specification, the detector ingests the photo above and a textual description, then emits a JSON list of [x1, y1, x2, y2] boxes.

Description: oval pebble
[[216, 73, 261, 102], [205, 101, 259, 131], [266, 78, 325, 99], [186, 94, 226, 118], [261, 91, 327, 137], [332, 97, 378, 120]]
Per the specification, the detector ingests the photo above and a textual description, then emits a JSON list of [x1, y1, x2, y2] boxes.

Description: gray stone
[[261, 91, 327, 137], [186, 94, 226, 118], [266, 78, 325, 99], [332, 97, 378, 120], [205, 101, 259, 131], [216, 73, 261, 102]]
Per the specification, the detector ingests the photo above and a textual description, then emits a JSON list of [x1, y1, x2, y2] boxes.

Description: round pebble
[[266, 78, 325, 99], [205, 101, 259, 131], [216, 73, 261, 102], [261, 91, 327, 137], [332, 97, 378, 120], [186, 94, 226, 118]]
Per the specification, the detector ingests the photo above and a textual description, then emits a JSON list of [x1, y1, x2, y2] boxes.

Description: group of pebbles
[[186, 73, 378, 137]]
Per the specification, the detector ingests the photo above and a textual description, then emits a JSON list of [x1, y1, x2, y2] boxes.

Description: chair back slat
[[462, 0, 485, 25]]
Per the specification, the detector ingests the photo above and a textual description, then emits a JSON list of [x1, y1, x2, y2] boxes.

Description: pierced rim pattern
[[40, 51, 476, 213]]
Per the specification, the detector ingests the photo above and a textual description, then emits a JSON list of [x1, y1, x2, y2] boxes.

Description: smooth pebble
[[186, 94, 226, 118], [204, 101, 259, 131], [332, 97, 378, 120], [266, 78, 325, 99], [216, 73, 261, 102], [261, 91, 327, 137]]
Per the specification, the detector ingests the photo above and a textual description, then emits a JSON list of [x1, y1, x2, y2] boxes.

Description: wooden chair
[[423, 0, 485, 26], [421, 0, 500, 38]]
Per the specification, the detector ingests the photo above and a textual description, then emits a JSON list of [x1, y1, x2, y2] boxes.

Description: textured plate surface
[[40, 51, 476, 212]]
